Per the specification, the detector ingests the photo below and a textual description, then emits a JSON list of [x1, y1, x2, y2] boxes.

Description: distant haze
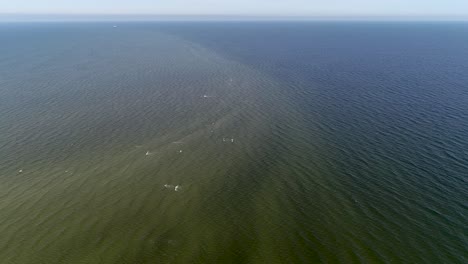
[[1, 0, 468, 20]]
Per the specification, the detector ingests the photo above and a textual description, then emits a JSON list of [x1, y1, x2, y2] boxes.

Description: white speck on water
[[164, 184, 181, 192], [18, 169, 23, 173], [179, 150, 183, 153]]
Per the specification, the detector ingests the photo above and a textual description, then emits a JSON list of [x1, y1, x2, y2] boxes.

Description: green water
[[0, 23, 467, 263]]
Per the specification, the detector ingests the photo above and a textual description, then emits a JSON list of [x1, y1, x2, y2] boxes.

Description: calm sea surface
[[0, 22, 467, 263]]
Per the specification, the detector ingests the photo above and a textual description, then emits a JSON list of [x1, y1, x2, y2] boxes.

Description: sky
[[1, 0, 468, 18]]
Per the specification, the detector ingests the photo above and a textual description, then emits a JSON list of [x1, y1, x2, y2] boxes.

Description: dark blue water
[[0, 22, 467, 263]]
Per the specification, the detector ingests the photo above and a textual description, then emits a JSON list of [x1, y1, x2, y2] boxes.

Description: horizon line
[[1, 13, 468, 22]]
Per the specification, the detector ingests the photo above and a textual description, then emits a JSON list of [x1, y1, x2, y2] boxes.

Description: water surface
[[0, 22, 467, 263]]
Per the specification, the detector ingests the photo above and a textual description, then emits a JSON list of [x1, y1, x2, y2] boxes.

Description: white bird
[[146, 151, 151, 156], [174, 185, 180, 191], [18, 169, 23, 173], [179, 150, 183, 153]]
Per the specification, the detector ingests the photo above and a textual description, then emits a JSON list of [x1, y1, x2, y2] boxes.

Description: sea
[[0, 21, 467, 263]]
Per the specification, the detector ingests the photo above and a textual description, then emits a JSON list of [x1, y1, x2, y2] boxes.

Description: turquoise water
[[0, 22, 467, 263]]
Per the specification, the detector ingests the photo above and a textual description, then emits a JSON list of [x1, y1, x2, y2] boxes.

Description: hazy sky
[[1, 0, 468, 17]]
